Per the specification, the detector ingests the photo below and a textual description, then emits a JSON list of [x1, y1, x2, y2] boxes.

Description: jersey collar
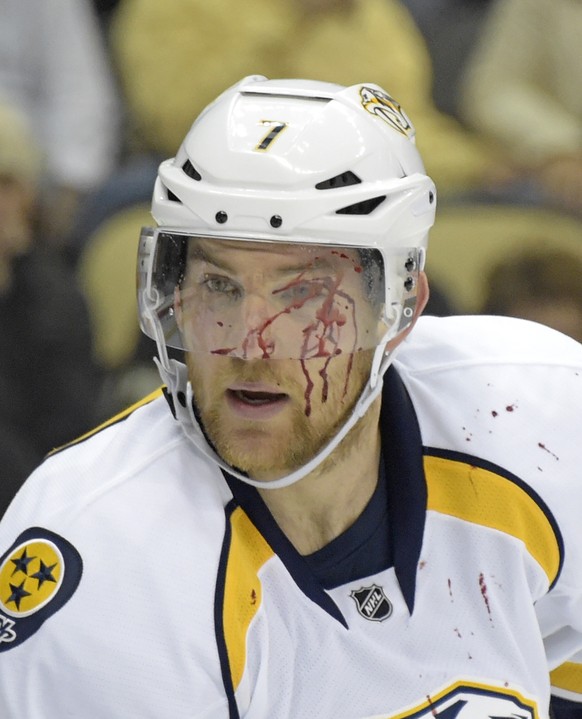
[[380, 364, 426, 614], [222, 365, 426, 618]]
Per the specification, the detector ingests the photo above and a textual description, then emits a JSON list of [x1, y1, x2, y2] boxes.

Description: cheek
[[185, 354, 216, 404]]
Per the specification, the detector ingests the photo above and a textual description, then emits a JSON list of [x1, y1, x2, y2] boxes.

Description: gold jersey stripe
[[224, 507, 274, 691], [424, 454, 561, 586], [550, 661, 582, 694], [389, 678, 540, 719], [48, 386, 164, 456]]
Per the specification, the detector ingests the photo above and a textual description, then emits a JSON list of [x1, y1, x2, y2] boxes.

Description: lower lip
[[225, 391, 290, 420]]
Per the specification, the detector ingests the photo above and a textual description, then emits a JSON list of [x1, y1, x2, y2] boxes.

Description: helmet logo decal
[[255, 120, 288, 151], [0, 528, 83, 651], [359, 86, 414, 138]]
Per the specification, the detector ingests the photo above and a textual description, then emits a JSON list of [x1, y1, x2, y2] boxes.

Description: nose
[[242, 290, 275, 324], [240, 292, 277, 359]]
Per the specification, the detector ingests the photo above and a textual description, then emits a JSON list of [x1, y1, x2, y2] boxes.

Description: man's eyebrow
[[188, 242, 338, 275], [187, 243, 236, 273], [274, 255, 335, 276], [275, 255, 338, 275]]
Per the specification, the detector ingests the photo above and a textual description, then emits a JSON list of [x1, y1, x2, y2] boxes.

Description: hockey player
[[0, 76, 581, 718]]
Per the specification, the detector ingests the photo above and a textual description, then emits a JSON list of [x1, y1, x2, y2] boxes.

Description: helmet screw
[[405, 257, 417, 272], [270, 215, 283, 228], [404, 277, 415, 292], [429, 191, 435, 204], [215, 211, 228, 224]]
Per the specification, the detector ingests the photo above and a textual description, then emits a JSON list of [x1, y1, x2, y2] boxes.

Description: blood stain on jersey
[[478, 573, 493, 624], [0, 527, 82, 651], [350, 584, 392, 622], [537, 442, 559, 461]]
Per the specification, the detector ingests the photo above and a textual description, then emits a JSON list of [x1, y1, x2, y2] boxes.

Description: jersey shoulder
[[396, 315, 582, 602], [0, 389, 224, 539], [398, 314, 582, 374]]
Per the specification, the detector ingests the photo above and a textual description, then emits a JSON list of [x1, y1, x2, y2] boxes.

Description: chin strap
[[155, 342, 400, 490]]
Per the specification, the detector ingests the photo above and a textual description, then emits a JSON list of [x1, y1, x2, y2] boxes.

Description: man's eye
[[290, 282, 314, 300], [203, 275, 241, 298], [278, 279, 325, 304]]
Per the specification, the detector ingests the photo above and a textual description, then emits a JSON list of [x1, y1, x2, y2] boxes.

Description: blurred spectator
[[480, 245, 582, 343], [400, 0, 494, 118], [76, 202, 163, 421], [109, 0, 508, 200], [0, 100, 102, 513], [0, 0, 122, 245], [424, 283, 459, 318], [460, 0, 582, 216], [423, 202, 582, 313], [91, 0, 123, 31], [0, 424, 39, 514]]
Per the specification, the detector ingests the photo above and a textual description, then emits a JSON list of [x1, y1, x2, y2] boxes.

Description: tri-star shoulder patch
[[0, 528, 82, 650]]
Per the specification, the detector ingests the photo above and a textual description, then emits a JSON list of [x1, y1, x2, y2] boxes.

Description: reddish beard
[[186, 350, 374, 480]]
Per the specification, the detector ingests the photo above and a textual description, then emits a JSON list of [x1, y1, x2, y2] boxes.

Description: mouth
[[226, 384, 290, 419], [230, 389, 286, 404]]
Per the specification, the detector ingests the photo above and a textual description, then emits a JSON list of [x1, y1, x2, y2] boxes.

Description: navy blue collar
[[222, 365, 426, 619], [379, 364, 427, 614]]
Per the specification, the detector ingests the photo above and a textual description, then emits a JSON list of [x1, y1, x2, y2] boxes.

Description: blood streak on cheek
[[300, 359, 315, 417], [211, 347, 237, 355], [293, 282, 362, 415], [300, 282, 359, 417]]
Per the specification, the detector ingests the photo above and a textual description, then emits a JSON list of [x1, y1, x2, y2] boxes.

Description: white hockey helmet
[[137, 75, 436, 488]]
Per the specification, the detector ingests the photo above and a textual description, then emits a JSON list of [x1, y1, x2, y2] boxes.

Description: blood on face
[[177, 239, 383, 415]]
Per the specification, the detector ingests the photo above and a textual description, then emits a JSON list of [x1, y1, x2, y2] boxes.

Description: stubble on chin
[[186, 351, 374, 480]]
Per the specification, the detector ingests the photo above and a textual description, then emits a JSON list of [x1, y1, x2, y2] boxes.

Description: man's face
[[177, 238, 382, 480]]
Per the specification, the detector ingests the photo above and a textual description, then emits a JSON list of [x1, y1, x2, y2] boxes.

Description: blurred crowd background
[[1, 0, 581, 504]]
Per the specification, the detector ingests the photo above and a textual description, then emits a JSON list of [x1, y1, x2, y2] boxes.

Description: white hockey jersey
[[1, 315, 581, 718]]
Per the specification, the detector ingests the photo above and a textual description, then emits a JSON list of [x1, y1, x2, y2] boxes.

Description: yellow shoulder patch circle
[[0, 540, 64, 617], [0, 528, 83, 651]]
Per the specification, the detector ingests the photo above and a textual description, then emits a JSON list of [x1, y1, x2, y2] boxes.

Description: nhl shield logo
[[350, 584, 392, 622]]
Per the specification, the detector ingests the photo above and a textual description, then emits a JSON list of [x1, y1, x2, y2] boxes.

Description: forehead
[[188, 237, 362, 273]]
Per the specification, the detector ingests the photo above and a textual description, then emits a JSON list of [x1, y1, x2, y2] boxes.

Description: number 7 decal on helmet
[[255, 120, 288, 151]]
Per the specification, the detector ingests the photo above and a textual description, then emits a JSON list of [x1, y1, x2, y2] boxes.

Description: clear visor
[[138, 229, 414, 361]]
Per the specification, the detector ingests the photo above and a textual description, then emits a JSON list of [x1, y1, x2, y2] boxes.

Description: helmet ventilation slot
[[336, 196, 386, 215], [165, 187, 181, 203], [182, 160, 202, 180], [315, 171, 361, 190]]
